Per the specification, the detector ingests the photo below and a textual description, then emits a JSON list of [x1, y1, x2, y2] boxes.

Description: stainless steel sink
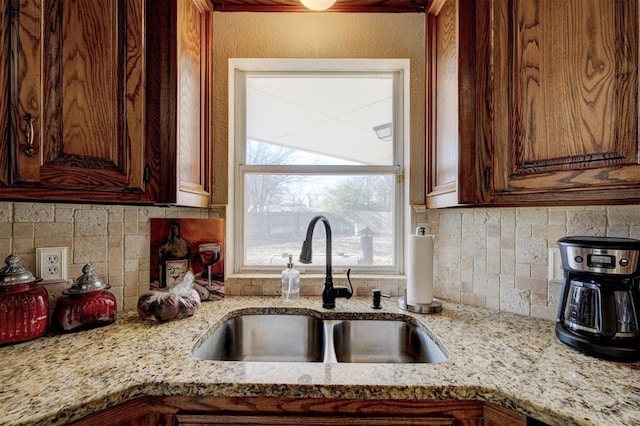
[[331, 319, 447, 363], [192, 314, 325, 362], [193, 312, 447, 364]]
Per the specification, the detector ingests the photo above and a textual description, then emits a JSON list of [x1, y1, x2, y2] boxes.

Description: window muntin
[[233, 61, 405, 274]]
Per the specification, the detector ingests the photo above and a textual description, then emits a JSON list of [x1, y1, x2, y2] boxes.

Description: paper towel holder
[[398, 288, 442, 314]]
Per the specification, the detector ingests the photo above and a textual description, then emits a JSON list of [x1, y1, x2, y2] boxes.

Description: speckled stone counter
[[0, 297, 638, 425]]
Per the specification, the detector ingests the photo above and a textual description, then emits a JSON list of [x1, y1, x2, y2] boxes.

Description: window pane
[[246, 76, 394, 166], [246, 139, 358, 166], [244, 174, 395, 268]]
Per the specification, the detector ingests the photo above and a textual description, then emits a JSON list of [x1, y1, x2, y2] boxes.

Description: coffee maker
[[556, 236, 640, 361]]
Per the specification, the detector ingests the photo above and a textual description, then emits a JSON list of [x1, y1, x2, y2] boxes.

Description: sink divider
[[322, 320, 339, 364]]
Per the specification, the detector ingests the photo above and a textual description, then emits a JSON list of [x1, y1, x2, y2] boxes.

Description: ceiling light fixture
[[300, 0, 336, 11], [373, 122, 393, 142]]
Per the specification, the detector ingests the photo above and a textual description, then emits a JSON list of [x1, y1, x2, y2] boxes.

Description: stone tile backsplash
[[416, 205, 640, 320], [0, 202, 217, 312], [2, 201, 638, 320]]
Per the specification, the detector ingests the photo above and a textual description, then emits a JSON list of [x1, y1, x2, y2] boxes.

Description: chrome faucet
[[299, 215, 353, 309]]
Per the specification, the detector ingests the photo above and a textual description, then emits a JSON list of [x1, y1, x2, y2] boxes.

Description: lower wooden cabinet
[[67, 397, 173, 426], [70, 396, 534, 426], [483, 403, 527, 426], [175, 414, 458, 425]]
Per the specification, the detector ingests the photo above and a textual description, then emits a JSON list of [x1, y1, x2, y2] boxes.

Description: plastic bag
[[137, 271, 201, 322]]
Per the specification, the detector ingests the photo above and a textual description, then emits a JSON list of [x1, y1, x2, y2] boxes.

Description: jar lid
[[0, 254, 38, 287], [63, 264, 110, 294]]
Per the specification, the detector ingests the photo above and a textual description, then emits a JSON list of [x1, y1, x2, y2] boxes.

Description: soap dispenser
[[281, 254, 300, 301]]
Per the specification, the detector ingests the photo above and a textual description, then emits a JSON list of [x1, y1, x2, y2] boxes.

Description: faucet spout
[[299, 215, 353, 309], [299, 215, 333, 283]]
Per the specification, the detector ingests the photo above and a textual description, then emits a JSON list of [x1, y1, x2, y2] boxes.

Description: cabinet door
[[425, 0, 478, 208], [6, 0, 146, 202], [145, 0, 212, 207], [478, 0, 640, 205]]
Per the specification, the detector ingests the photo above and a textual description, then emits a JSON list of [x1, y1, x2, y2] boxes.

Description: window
[[230, 59, 408, 274]]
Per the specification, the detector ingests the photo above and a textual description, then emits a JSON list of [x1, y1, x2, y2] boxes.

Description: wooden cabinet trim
[[153, 395, 485, 420]]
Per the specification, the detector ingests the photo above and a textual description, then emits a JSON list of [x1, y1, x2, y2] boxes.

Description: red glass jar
[[0, 254, 49, 346], [53, 264, 117, 333]]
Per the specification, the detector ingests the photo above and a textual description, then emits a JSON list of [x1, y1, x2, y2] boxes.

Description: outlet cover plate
[[36, 247, 68, 282], [548, 248, 563, 281]]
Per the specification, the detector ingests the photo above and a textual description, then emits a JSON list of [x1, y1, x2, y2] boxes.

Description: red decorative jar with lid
[[0, 254, 49, 346], [53, 264, 117, 333]]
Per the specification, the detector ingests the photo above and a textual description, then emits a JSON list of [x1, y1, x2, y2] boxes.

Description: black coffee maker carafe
[[556, 236, 640, 361]]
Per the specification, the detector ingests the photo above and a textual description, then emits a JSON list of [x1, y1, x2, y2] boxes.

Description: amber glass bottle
[[159, 220, 191, 287]]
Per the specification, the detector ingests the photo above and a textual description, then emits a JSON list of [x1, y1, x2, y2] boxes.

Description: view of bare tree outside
[[244, 141, 301, 213], [236, 65, 403, 273], [244, 141, 395, 268]]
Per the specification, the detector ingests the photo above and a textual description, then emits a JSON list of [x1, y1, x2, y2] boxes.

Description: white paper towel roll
[[406, 230, 434, 305]]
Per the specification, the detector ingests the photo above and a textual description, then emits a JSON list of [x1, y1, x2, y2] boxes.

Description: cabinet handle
[[23, 113, 37, 157]]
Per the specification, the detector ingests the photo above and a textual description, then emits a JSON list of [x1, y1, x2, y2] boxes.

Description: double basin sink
[[193, 310, 447, 364]]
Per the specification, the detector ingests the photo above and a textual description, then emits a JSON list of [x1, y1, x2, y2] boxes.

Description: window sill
[[224, 273, 406, 297]]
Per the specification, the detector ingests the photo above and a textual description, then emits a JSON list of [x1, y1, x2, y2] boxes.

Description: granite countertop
[[0, 296, 638, 425]]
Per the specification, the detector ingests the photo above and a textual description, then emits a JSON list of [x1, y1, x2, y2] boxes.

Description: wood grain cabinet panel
[[0, 0, 8, 186], [156, 396, 485, 426], [2, 0, 211, 206], [70, 396, 544, 426], [4, 0, 146, 202], [483, 402, 527, 426], [68, 397, 173, 426], [425, 0, 478, 207], [145, 0, 212, 207], [477, 0, 640, 205]]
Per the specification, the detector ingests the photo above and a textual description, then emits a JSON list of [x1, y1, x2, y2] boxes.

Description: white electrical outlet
[[548, 248, 563, 281], [36, 247, 68, 281]]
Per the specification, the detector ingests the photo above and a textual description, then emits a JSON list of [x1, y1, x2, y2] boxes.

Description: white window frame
[[228, 58, 410, 275]]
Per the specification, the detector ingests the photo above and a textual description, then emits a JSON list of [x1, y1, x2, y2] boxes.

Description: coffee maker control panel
[[563, 246, 639, 275]]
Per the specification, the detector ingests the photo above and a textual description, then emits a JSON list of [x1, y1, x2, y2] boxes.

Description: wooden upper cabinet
[[145, 0, 212, 207], [477, 0, 640, 205], [5, 0, 146, 202], [0, 0, 8, 187], [425, 0, 478, 208]]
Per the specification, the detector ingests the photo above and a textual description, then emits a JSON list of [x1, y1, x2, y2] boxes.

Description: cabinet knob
[[23, 113, 37, 157]]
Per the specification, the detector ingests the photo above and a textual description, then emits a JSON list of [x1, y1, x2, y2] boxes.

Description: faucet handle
[[345, 268, 354, 299], [334, 268, 354, 300], [372, 288, 391, 309]]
